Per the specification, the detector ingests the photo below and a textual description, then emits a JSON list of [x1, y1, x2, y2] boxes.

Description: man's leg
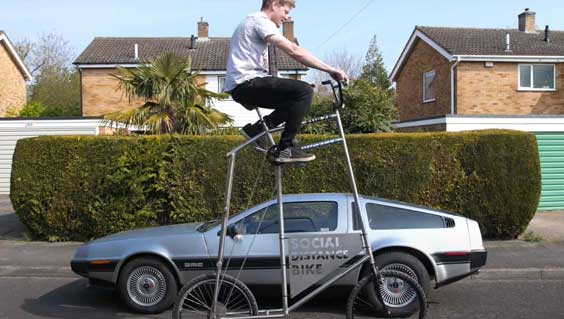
[[231, 77, 313, 149]]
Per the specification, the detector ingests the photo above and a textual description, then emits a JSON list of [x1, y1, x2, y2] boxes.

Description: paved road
[[1, 272, 564, 319]]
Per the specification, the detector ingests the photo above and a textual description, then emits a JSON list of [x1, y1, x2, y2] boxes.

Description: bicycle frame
[[213, 81, 379, 319]]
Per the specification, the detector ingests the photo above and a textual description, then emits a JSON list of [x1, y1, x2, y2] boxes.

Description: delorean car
[[71, 193, 487, 314]]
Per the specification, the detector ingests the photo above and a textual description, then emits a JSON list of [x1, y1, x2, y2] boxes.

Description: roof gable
[[73, 37, 307, 71], [391, 26, 564, 81], [0, 31, 32, 81]]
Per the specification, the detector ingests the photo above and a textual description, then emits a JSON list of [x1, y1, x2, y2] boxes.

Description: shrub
[[10, 130, 540, 241]]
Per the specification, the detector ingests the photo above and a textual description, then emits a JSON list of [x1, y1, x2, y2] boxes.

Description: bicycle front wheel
[[346, 270, 427, 319], [172, 274, 258, 319]]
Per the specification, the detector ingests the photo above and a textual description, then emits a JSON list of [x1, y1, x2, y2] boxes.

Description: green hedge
[[10, 130, 540, 241]]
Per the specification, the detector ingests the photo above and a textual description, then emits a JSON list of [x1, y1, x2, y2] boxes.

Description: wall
[[0, 42, 26, 116], [80, 68, 146, 116], [456, 62, 564, 115], [395, 39, 452, 121]]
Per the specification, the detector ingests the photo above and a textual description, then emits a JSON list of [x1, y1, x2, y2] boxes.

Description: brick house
[[73, 18, 307, 127], [0, 31, 32, 116], [390, 9, 564, 210]]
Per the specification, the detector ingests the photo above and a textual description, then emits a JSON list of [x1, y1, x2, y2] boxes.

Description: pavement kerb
[[472, 268, 564, 281]]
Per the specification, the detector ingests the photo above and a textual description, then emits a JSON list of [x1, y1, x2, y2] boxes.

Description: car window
[[236, 201, 338, 234], [353, 203, 445, 230]]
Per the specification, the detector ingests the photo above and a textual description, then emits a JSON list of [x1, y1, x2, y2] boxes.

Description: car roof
[[275, 193, 463, 218]]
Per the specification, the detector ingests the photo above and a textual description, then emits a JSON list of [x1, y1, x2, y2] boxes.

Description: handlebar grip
[[321, 80, 333, 85]]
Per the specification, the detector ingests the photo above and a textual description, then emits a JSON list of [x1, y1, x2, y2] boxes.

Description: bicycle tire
[[346, 270, 427, 319], [172, 274, 258, 319]]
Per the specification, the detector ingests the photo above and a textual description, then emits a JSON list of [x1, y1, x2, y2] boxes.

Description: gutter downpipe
[[450, 55, 461, 115]]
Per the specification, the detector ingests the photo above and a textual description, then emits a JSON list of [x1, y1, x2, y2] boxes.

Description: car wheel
[[118, 257, 178, 314], [363, 252, 430, 314]]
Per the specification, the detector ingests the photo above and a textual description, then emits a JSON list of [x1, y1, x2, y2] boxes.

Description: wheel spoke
[[173, 275, 257, 319]]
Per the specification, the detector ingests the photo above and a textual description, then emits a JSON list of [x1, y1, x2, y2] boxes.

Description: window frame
[[518, 64, 557, 91], [422, 70, 437, 103], [217, 75, 232, 100], [234, 201, 339, 235], [352, 202, 446, 231]]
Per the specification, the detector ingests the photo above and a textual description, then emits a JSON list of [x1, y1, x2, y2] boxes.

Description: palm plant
[[104, 52, 232, 134]]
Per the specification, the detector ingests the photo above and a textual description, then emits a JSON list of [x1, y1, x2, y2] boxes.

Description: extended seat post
[[253, 108, 289, 316], [255, 108, 276, 146]]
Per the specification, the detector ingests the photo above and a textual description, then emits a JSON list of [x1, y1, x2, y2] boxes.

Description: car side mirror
[[218, 224, 242, 240]]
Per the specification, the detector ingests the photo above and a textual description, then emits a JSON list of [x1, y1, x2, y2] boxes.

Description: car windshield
[[197, 219, 220, 232], [197, 208, 249, 232]]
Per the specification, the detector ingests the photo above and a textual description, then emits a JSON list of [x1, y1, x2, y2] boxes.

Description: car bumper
[[434, 249, 487, 287], [470, 249, 487, 270], [71, 260, 119, 283]]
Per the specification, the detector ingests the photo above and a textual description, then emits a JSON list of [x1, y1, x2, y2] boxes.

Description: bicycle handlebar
[[321, 80, 346, 110]]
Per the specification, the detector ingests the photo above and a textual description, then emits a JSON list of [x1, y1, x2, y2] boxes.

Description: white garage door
[[0, 119, 101, 194]]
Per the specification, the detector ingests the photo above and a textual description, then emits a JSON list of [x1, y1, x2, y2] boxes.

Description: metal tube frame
[[213, 94, 378, 319]]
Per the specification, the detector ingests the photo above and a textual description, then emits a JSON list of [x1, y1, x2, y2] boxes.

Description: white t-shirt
[[224, 12, 281, 92]]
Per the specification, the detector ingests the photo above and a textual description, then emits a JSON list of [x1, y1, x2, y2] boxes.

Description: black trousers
[[230, 76, 314, 149]]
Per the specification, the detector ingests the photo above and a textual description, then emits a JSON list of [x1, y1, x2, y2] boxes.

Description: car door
[[205, 199, 345, 285]]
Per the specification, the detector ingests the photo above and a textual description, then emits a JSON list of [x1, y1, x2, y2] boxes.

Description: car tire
[[363, 251, 430, 314], [118, 257, 178, 314]]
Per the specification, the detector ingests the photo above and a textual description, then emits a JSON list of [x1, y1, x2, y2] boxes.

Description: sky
[[2, 0, 564, 75]]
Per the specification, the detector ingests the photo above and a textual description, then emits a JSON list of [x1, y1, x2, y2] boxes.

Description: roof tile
[[417, 26, 564, 56], [73, 37, 307, 71]]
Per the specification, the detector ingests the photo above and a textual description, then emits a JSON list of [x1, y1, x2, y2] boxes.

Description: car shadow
[[19, 279, 350, 318], [20, 278, 168, 319]]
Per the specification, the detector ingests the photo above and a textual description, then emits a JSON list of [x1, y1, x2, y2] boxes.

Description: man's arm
[[266, 34, 348, 82]]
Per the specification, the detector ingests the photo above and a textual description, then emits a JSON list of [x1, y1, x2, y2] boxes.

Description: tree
[[340, 79, 397, 133], [13, 32, 80, 117], [360, 35, 392, 91], [14, 32, 73, 77], [304, 79, 397, 134], [30, 67, 81, 116], [307, 47, 363, 86], [104, 52, 232, 135], [304, 36, 397, 134]]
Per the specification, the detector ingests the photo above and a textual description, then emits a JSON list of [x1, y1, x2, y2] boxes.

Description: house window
[[423, 70, 436, 102], [519, 64, 556, 91], [218, 76, 226, 93]]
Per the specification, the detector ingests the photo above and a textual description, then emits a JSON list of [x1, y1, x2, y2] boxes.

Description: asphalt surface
[[1, 276, 563, 318]]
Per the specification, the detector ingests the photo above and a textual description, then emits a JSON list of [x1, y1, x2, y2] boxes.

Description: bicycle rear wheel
[[346, 270, 427, 319], [172, 274, 258, 319]]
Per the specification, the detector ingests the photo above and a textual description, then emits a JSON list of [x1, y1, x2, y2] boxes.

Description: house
[[0, 31, 32, 116], [390, 8, 564, 210], [73, 18, 307, 127]]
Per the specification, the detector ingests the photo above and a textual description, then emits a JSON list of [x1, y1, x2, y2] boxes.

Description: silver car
[[71, 193, 487, 314]]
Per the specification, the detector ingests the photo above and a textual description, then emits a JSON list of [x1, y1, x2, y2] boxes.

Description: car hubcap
[[379, 263, 419, 307], [379, 275, 417, 307], [127, 266, 167, 307]]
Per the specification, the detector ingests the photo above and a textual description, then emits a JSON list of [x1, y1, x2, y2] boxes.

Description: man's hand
[[330, 69, 349, 84]]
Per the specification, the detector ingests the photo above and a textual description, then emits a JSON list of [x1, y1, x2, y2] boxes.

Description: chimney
[[544, 25, 551, 43], [134, 43, 139, 60], [283, 17, 295, 42], [518, 8, 536, 33], [504, 33, 512, 52], [198, 17, 209, 39]]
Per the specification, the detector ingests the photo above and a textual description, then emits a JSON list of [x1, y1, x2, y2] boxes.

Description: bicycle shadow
[[20, 278, 168, 319], [20, 279, 349, 318], [254, 286, 349, 316]]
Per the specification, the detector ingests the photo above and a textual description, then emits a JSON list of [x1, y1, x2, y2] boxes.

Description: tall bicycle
[[172, 81, 428, 319]]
